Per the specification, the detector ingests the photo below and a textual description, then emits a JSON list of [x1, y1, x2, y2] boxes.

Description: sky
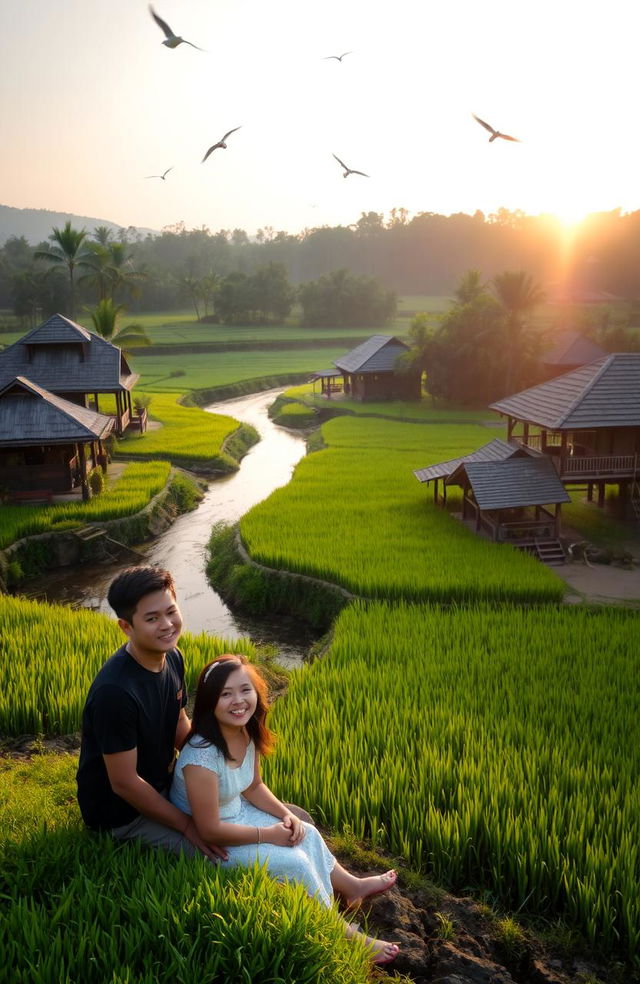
[[2, 0, 639, 237]]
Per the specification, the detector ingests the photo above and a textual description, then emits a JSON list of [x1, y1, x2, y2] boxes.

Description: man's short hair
[[107, 566, 176, 624]]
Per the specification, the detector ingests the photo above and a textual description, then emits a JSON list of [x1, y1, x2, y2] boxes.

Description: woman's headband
[[203, 658, 240, 684]]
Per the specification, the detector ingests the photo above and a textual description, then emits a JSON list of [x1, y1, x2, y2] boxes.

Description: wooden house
[[490, 352, 640, 515], [0, 376, 114, 501], [0, 313, 139, 436], [414, 438, 569, 562], [539, 330, 606, 381], [332, 335, 421, 401]]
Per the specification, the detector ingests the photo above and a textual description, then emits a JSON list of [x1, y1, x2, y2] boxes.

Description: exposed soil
[[333, 858, 637, 984]]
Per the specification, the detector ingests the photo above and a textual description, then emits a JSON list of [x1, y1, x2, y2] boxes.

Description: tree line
[[3, 206, 640, 322], [0, 222, 397, 333]]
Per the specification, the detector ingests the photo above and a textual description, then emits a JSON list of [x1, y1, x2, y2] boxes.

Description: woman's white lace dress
[[171, 735, 336, 906]]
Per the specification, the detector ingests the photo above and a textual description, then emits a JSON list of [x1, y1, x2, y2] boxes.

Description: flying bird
[[202, 127, 242, 163], [332, 153, 368, 178], [149, 5, 203, 50], [145, 167, 174, 180], [324, 51, 352, 61], [472, 113, 520, 143]]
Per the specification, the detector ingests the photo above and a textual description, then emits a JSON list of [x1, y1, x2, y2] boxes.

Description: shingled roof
[[0, 314, 139, 394], [0, 377, 115, 446], [490, 353, 640, 429], [456, 457, 571, 511], [413, 438, 535, 484], [542, 330, 606, 368], [334, 335, 409, 374]]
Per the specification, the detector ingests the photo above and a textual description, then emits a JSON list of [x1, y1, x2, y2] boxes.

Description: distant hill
[[0, 204, 158, 245]]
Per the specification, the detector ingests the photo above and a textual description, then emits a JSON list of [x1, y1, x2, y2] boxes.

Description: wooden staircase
[[516, 538, 567, 566]]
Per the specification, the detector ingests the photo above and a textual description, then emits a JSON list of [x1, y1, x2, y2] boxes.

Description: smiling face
[[214, 667, 258, 732], [119, 587, 183, 664]]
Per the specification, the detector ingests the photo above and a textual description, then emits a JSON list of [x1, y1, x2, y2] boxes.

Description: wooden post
[[597, 482, 605, 508], [78, 443, 89, 501], [554, 503, 561, 537], [507, 416, 514, 441], [587, 482, 593, 502], [433, 478, 438, 504], [523, 422, 530, 446]]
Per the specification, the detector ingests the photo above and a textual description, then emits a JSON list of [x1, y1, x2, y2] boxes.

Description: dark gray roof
[[0, 313, 139, 394], [0, 376, 115, 446], [413, 438, 531, 484], [334, 335, 409, 374], [20, 313, 92, 345], [311, 369, 342, 379], [542, 330, 606, 368], [458, 457, 571, 510], [490, 353, 640, 429]]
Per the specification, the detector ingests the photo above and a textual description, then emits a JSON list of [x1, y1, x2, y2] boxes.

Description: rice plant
[[0, 595, 255, 736], [115, 392, 244, 468], [264, 600, 640, 957], [0, 462, 172, 549], [240, 417, 563, 604]]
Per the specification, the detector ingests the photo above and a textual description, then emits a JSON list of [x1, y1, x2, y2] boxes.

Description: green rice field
[[0, 462, 171, 550], [283, 383, 495, 423], [115, 393, 242, 467], [240, 416, 564, 604], [265, 600, 640, 957], [0, 594, 256, 736]]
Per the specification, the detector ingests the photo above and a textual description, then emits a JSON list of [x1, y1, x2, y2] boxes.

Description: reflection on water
[[18, 389, 314, 668]]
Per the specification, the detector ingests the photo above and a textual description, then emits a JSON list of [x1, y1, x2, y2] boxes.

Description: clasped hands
[[268, 811, 306, 847]]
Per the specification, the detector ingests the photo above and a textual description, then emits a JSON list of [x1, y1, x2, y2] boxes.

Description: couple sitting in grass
[[76, 566, 399, 967]]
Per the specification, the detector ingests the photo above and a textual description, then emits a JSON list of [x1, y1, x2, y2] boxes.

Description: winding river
[[20, 389, 314, 667]]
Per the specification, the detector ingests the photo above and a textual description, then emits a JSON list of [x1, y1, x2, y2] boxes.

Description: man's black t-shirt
[[76, 644, 188, 831]]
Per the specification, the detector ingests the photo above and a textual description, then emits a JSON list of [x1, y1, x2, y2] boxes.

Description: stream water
[[19, 389, 314, 667]]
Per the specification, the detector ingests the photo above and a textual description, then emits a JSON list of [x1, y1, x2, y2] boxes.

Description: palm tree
[[454, 269, 486, 306], [34, 222, 91, 320], [491, 270, 546, 395], [88, 299, 150, 353]]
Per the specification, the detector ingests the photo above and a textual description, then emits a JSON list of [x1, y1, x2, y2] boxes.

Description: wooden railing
[[561, 454, 636, 477]]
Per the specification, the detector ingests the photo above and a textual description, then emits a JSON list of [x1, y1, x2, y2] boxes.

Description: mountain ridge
[[0, 203, 158, 244]]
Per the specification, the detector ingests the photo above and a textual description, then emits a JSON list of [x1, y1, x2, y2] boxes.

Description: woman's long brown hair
[[184, 654, 275, 761]]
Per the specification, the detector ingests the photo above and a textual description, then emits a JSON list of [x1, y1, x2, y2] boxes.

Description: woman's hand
[[281, 811, 306, 845], [263, 821, 300, 847]]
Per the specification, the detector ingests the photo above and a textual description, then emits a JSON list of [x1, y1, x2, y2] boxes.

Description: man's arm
[[103, 749, 227, 860], [174, 707, 191, 750]]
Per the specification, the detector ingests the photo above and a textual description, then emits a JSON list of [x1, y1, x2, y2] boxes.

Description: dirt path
[[559, 562, 640, 607]]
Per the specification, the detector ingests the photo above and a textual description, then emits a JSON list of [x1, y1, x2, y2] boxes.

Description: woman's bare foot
[[345, 869, 397, 908], [366, 937, 400, 965]]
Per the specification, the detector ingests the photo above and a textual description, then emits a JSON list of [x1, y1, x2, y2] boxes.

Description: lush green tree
[[214, 272, 252, 325], [249, 263, 294, 322], [33, 222, 91, 320], [298, 269, 396, 328], [491, 270, 546, 394], [454, 269, 486, 305], [87, 299, 150, 352]]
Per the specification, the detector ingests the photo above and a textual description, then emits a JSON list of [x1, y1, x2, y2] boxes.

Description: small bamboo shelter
[[490, 352, 640, 516], [333, 335, 420, 401], [0, 377, 114, 501], [0, 313, 139, 436]]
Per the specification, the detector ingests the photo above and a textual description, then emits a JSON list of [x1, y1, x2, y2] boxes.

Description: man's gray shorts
[[110, 799, 313, 859]]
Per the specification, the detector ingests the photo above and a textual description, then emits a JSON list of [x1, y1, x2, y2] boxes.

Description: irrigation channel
[[21, 389, 315, 668]]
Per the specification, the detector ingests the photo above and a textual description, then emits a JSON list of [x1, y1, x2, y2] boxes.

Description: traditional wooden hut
[[539, 330, 606, 381], [0, 314, 139, 436], [0, 376, 114, 501], [333, 335, 420, 401], [490, 352, 640, 515]]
